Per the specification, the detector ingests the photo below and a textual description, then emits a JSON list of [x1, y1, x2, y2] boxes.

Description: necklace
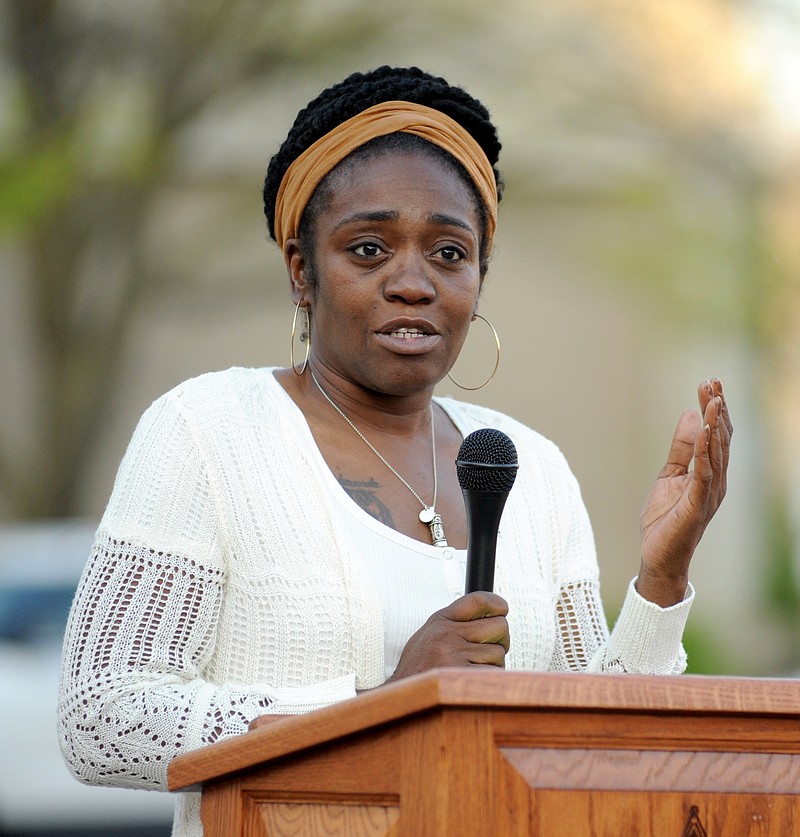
[[309, 368, 448, 547]]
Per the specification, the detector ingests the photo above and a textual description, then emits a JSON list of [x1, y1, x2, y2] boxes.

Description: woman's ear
[[284, 238, 308, 303]]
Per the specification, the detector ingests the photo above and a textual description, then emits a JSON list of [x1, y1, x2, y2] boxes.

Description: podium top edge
[[168, 669, 800, 792]]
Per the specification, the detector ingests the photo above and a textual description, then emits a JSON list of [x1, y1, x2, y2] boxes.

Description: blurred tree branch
[[0, 0, 402, 516]]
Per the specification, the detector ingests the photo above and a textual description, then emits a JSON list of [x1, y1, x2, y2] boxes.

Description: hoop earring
[[447, 314, 501, 391], [290, 302, 311, 376]]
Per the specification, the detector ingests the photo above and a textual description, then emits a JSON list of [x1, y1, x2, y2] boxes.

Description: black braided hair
[[263, 66, 504, 266]]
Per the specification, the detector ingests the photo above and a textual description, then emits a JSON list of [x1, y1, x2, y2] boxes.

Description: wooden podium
[[168, 669, 800, 835]]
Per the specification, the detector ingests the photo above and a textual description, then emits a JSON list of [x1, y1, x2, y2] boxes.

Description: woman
[[58, 66, 731, 837]]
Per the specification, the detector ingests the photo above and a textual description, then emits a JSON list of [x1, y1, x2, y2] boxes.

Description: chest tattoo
[[338, 475, 395, 528]]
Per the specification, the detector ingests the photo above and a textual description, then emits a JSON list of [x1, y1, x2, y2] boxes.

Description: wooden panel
[[492, 708, 800, 755], [500, 747, 800, 794], [397, 712, 448, 837], [496, 749, 800, 836], [255, 801, 399, 837], [201, 779, 247, 837], [442, 710, 496, 833], [200, 726, 404, 836], [529, 791, 799, 835]]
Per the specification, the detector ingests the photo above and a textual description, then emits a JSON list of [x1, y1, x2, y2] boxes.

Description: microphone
[[456, 429, 519, 594]]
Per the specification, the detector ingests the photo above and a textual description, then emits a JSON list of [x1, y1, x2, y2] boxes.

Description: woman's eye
[[352, 243, 382, 258], [438, 246, 464, 262]]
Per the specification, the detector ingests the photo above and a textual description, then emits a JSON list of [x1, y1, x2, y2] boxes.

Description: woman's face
[[291, 149, 484, 396]]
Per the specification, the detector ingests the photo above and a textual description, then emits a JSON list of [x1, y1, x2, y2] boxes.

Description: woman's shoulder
[[137, 367, 287, 435], [435, 395, 568, 467], [156, 366, 281, 409]]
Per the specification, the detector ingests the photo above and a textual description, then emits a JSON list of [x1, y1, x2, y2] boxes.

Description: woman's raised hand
[[386, 592, 510, 683], [637, 378, 732, 607]]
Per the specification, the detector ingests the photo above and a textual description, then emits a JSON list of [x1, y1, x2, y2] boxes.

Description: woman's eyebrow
[[332, 210, 399, 232], [428, 213, 477, 236]]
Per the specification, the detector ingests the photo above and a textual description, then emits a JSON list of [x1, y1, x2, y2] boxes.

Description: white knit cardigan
[[58, 367, 692, 836]]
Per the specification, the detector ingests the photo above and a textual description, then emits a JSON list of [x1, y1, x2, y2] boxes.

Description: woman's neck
[[276, 364, 436, 436]]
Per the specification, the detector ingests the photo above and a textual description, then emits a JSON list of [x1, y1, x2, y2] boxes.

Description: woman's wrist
[[635, 563, 689, 608]]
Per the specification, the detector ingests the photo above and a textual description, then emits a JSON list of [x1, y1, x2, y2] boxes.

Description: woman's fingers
[[697, 379, 732, 510], [660, 409, 701, 478], [710, 378, 732, 498], [460, 613, 511, 653], [391, 593, 511, 680], [440, 593, 510, 654], [442, 591, 508, 621]]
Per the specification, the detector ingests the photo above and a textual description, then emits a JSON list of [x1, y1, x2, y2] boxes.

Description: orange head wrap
[[273, 100, 498, 252]]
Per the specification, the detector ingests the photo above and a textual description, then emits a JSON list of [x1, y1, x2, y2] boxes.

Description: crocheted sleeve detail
[[57, 535, 273, 790], [551, 576, 691, 674], [551, 577, 610, 671], [588, 579, 692, 674], [58, 534, 354, 791]]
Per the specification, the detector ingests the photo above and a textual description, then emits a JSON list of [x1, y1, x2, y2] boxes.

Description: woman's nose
[[383, 251, 436, 304]]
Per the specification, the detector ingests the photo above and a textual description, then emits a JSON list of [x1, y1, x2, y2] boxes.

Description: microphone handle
[[463, 488, 510, 594]]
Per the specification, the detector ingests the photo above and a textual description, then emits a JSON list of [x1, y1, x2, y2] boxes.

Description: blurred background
[[1, 0, 799, 833]]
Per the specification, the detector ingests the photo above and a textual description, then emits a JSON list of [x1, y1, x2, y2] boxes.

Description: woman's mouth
[[389, 327, 429, 339], [376, 324, 440, 354]]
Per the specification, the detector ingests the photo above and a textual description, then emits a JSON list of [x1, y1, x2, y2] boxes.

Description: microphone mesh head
[[456, 428, 519, 492]]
